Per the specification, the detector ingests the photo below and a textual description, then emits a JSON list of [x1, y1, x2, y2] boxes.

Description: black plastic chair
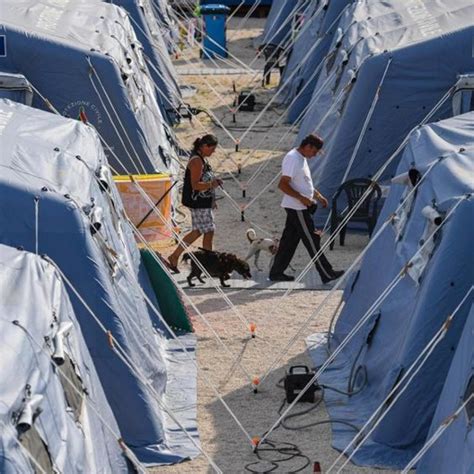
[[330, 178, 382, 250]]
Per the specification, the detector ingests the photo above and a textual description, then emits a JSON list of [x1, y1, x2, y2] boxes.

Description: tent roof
[[109, 0, 182, 121], [0, 97, 107, 201], [308, 0, 474, 136]]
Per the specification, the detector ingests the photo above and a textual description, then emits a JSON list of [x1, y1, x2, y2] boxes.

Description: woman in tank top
[[168, 134, 221, 273]]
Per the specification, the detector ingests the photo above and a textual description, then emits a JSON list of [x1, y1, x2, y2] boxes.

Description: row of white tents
[[0, 0, 200, 471], [262, 0, 474, 470]]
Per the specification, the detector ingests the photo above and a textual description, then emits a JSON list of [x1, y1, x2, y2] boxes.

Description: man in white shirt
[[269, 134, 344, 283]]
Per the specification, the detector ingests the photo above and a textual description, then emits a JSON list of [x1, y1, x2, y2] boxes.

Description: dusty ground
[[153, 16, 384, 474]]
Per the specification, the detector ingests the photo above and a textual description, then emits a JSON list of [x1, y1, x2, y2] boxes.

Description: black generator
[[284, 365, 319, 403]]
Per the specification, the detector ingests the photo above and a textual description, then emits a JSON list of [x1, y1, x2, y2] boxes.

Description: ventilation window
[[96, 165, 110, 193], [19, 425, 54, 474], [464, 376, 474, 420], [334, 27, 344, 48], [95, 238, 119, 277], [350, 269, 360, 293], [14, 388, 54, 473], [406, 205, 443, 284], [390, 169, 421, 241], [325, 49, 338, 74], [337, 82, 354, 115], [295, 77, 304, 95], [385, 367, 404, 407], [90, 206, 103, 235], [57, 354, 85, 423], [366, 312, 381, 346], [158, 145, 171, 168]]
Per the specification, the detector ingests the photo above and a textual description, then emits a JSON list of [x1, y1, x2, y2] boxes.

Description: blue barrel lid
[[201, 4, 230, 14]]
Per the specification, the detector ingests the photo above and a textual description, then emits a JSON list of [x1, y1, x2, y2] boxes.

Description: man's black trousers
[[270, 208, 334, 280]]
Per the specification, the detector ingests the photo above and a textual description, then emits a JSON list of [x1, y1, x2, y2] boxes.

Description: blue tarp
[[297, 1, 474, 207], [0, 0, 178, 175], [307, 111, 474, 469], [418, 303, 474, 473], [0, 99, 199, 466]]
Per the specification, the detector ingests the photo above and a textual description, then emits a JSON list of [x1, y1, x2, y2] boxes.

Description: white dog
[[245, 228, 279, 272]]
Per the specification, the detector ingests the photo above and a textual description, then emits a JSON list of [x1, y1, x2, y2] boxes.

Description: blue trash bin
[[201, 4, 230, 59]]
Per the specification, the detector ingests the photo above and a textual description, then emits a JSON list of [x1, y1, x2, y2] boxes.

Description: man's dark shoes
[[269, 273, 295, 282], [321, 269, 345, 284]]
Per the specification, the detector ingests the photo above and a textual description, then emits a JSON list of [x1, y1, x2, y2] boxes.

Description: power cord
[[245, 376, 361, 473], [245, 439, 311, 473], [276, 381, 361, 432]]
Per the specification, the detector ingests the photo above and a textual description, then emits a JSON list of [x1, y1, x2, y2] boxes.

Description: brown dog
[[183, 249, 252, 287]]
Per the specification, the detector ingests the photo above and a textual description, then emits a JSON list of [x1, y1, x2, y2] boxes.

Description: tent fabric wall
[[307, 112, 474, 469], [108, 0, 182, 123], [284, 0, 423, 114], [297, 1, 474, 207], [0, 244, 129, 473], [417, 303, 474, 474], [276, 0, 327, 106], [284, 0, 352, 123], [0, 0, 177, 175], [258, 0, 304, 50], [0, 99, 199, 465]]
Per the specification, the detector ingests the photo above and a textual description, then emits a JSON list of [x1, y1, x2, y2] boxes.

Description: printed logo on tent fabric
[[0, 36, 6, 57], [406, 1, 442, 38], [62, 100, 103, 126], [46, 0, 71, 8], [36, 6, 62, 33]]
